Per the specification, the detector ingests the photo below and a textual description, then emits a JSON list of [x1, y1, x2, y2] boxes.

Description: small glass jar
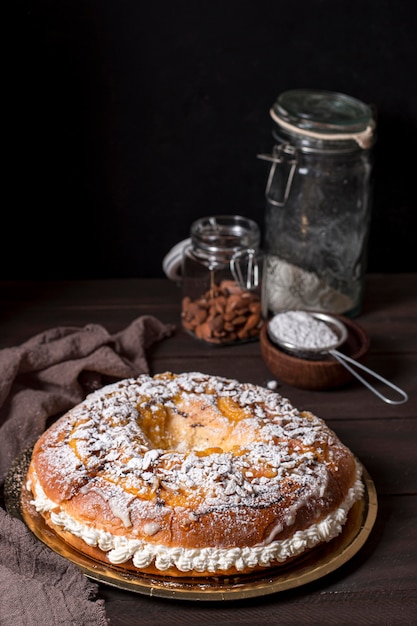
[[180, 215, 264, 345], [258, 89, 376, 318]]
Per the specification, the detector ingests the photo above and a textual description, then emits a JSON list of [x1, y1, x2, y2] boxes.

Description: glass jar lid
[[270, 89, 375, 149]]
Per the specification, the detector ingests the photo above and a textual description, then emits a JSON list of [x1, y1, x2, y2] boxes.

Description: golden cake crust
[[25, 371, 363, 577]]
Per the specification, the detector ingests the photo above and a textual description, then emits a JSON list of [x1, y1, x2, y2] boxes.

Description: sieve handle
[[330, 349, 408, 405]]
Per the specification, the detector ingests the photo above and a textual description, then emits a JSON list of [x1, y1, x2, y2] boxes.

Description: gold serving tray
[[5, 448, 377, 601]]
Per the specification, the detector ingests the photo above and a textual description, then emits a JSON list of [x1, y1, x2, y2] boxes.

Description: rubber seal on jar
[[270, 108, 375, 149]]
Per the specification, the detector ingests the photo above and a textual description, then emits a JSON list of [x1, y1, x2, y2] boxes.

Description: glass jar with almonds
[[177, 215, 264, 345]]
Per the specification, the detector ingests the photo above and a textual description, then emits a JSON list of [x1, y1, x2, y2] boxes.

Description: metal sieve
[[267, 311, 408, 405]]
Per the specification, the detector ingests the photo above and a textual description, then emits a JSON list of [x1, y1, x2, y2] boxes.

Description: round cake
[[25, 371, 364, 577]]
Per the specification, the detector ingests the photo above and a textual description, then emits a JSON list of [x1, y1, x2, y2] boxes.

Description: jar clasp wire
[[230, 249, 259, 291], [257, 144, 298, 207]]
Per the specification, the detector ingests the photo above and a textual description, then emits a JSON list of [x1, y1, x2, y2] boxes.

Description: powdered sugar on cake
[[28, 466, 363, 572], [26, 371, 364, 574]]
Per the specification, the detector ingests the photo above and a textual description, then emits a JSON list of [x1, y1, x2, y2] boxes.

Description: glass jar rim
[[190, 215, 261, 254], [271, 89, 375, 149]]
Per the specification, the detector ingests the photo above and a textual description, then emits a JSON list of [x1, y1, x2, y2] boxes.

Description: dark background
[[9, 0, 417, 280]]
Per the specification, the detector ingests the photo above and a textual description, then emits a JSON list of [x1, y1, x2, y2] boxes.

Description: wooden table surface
[[1, 275, 416, 625]]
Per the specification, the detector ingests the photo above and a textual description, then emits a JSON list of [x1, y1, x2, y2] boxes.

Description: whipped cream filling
[[27, 465, 364, 573]]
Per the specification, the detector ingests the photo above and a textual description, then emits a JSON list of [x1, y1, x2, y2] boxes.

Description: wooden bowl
[[260, 315, 370, 390]]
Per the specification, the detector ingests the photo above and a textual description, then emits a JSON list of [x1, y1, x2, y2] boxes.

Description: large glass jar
[[180, 215, 264, 345], [258, 89, 376, 318]]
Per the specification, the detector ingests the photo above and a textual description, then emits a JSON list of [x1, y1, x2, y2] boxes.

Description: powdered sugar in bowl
[[267, 310, 347, 359], [263, 310, 408, 405]]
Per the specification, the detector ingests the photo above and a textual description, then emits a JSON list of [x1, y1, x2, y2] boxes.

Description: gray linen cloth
[[0, 316, 175, 626]]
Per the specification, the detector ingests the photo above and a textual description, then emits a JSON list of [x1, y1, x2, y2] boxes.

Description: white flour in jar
[[265, 255, 354, 315], [268, 310, 339, 350]]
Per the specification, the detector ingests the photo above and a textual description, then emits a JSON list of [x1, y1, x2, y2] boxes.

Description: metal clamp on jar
[[258, 89, 376, 318], [163, 215, 264, 345]]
